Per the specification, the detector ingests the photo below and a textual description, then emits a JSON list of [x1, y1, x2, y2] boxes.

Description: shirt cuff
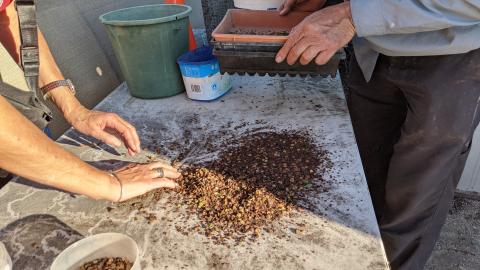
[[350, 0, 386, 37]]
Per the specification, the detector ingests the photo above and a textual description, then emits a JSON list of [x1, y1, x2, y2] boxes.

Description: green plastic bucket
[[100, 4, 192, 99]]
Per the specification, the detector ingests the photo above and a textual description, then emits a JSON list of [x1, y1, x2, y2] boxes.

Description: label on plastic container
[[180, 62, 220, 78], [183, 72, 232, 101]]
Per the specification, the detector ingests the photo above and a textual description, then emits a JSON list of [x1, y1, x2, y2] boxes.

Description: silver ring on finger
[[155, 168, 165, 178]]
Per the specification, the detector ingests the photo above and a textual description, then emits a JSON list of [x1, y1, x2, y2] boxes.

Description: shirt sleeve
[[0, 0, 13, 12], [350, 0, 480, 37]]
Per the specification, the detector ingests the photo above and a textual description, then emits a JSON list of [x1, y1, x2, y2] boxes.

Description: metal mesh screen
[[201, 0, 235, 41]]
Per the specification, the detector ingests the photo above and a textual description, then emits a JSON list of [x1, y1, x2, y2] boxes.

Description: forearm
[[37, 29, 86, 122], [1, 4, 86, 123], [0, 95, 117, 200], [350, 0, 480, 37]]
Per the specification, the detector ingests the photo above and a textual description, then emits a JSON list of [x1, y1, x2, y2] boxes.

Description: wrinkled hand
[[109, 162, 181, 202], [67, 107, 141, 156], [278, 0, 327, 15], [276, 2, 355, 66]]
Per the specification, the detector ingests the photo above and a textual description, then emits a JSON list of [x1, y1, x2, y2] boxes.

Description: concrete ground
[[426, 195, 480, 270]]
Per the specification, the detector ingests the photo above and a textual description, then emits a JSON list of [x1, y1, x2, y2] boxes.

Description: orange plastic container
[[212, 9, 310, 43], [165, 0, 197, 50]]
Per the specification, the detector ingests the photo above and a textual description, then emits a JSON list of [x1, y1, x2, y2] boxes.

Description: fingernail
[[275, 56, 282, 63]]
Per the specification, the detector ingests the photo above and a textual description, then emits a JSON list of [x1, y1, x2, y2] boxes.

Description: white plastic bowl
[[234, 0, 284, 10], [0, 242, 12, 270], [50, 233, 140, 270]]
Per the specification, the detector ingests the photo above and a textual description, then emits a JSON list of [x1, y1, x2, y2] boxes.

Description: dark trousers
[[347, 49, 480, 270]]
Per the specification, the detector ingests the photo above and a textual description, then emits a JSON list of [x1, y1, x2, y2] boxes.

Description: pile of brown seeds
[[79, 257, 132, 270], [177, 131, 331, 242], [114, 128, 332, 244], [180, 167, 289, 239]]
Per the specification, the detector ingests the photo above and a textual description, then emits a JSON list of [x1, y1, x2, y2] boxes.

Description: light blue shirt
[[350, 0, 480, 81]]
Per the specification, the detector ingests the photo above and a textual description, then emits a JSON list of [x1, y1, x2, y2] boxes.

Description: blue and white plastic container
[[177, 46, 232, 101]]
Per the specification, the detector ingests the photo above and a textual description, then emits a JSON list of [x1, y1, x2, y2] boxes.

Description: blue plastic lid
[[177, 46, 218, 66]]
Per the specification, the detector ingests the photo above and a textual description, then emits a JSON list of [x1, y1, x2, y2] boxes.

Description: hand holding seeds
[[276, 2, 355, 66], [109, 162, 180, 202]]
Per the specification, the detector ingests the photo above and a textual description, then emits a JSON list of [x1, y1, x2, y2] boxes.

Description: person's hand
[[107, 162, 181, 202], [278, 0, 327, 15], [276, 2, 355, 66], [66, 106, 141, 156]]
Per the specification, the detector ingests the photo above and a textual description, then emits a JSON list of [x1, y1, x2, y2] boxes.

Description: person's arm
[[0, 95, 115, 200], [350, 0, 480, 37], [0, 95, 179, 201], [276, 0, 480, 66], [276, 2, 355, 65], [1, 4, 140, 156]]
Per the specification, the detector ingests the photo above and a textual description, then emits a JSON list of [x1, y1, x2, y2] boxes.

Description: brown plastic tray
[[212, 9, 310, 43]]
